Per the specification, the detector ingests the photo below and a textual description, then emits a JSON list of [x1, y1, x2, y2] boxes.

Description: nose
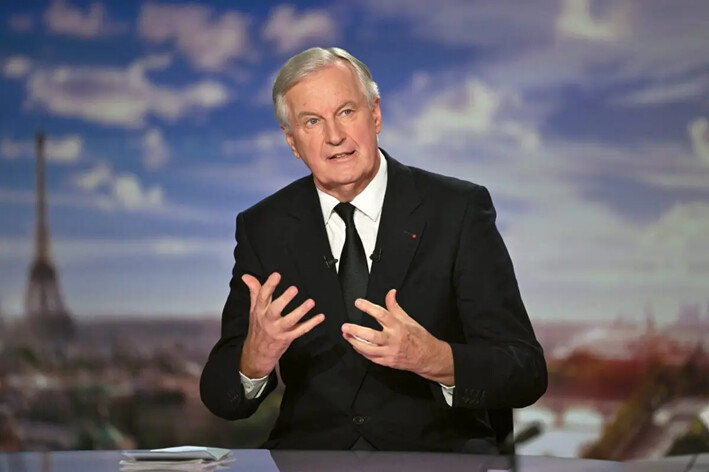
[[324, 119, 345, 146]]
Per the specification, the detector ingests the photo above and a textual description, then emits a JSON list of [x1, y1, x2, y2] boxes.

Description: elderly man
[[200, 47, 546, 453]]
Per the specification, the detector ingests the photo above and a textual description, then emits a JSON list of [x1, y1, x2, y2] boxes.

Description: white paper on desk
[[120, 459, 221, 471], [122, 446, 233, 461]]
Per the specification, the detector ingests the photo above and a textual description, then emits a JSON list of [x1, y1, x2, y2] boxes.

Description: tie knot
[[334, 202, 356, 226]]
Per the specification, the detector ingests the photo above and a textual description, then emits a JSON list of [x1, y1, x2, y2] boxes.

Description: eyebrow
[[297, 110, 322, 119], [336, 101, 357, 112], [296, 101, 359, 119]]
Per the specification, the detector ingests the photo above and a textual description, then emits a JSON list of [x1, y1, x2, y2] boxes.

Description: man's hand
[[341, 289, 454, 386], [240, 272, 325, 379]]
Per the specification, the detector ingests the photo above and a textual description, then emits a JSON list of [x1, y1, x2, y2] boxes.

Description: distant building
[[24, 130, 74, 341]]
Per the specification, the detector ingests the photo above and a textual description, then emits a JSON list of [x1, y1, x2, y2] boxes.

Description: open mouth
[[328, 150, 356, 160]]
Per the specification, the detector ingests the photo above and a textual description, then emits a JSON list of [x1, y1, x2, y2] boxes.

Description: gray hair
[[272, 47, 380, 131]]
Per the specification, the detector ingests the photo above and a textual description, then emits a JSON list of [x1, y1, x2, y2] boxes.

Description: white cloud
[[0, 184, 220, 225], [556, 0, 629, 42], [362, 0, 554, 49], [416, 79, 501, 139], [388, 76, 542, 152], [142, 128, 170, 170], [8, 13, 34, 33], [641, 202, 709, 274], [138, 2, 251, 71], [111, 174, 163, 209], [688, 118, 709, 164], [25, 56, 230, 127], [576, 140, 709, 192], [73, 164, 163, 210], [500, 122, 541, 151], [0, 135, 82, 163], [44, 0, 125, 38], [498, 182, 709, 323], [615, 76, 709, 106], [73, 163, 111, 191], [365, 0, 709, 107], [3, 56, 33, 78], [222, 130, 287, 156], [0, 236, 229, 264], [188, 130, 303, 194], [46, 135, 83, 162], [262, 5, 338, 54]]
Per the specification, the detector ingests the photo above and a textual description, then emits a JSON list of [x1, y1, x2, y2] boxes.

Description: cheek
[[294, 134, 318, 154], [353, 120, 376, 140]]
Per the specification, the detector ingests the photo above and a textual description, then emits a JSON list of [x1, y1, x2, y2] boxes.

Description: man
[[200, 47, 546, 453]]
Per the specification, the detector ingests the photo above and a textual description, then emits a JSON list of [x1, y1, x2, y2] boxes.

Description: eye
[[341, 109, 354, 116], [305, 117, 319, 127]]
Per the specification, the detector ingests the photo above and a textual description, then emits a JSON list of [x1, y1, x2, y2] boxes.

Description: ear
[[283, 128, 300, 159], [371, 98, 382, 134]]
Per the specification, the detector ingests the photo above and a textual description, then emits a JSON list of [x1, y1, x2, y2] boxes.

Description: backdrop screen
[[0, 0, 708, 460]]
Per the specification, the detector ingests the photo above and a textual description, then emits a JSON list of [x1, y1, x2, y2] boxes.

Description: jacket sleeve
[[200, 211, 278, 420], [448, 185, 547, 410]]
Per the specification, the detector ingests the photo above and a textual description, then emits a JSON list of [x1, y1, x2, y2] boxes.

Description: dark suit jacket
[[200, 151, 547, 452]]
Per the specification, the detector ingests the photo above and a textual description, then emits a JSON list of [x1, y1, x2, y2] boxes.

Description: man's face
[[283, 62, 382, 200]]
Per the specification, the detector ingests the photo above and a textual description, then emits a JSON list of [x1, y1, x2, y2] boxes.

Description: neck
[[316, 180, 368, 203], [315, 151, 381, 202]]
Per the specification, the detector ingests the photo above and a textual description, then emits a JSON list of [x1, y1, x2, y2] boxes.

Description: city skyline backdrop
[[1, 0, 708, 324]]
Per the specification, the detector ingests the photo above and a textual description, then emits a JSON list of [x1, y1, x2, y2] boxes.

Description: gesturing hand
[[240, 272, 325, 379], [341, 289, 454, 386]]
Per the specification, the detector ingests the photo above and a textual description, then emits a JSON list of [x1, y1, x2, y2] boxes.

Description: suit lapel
[[282, 178, 349, 344], [282, 178, 369, 399], [350, 153, 427, 400], [364, 153, 426, 331]]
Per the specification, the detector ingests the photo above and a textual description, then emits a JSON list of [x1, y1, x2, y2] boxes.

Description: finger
[[343, 332, 385, 357], [385, 289, 406, 318], [281, 298, 315, 327], [256, 272, 281, 310], [354, 335, 375, 345], [341, 323, 386, 346], [354, 298, 391, 327], [241, 274, 262, 312], [290, 313, 326, 339], [269, 285, 299, 319]]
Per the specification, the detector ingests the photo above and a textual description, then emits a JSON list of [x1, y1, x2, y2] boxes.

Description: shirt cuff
[[239, 371, 270, 400], [439, 383, 455, 407]]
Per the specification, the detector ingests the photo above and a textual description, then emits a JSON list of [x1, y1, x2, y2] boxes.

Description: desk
[[0, 450, 705, 472]]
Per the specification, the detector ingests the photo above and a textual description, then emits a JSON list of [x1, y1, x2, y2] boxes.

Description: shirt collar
[[317, 149, 388, 224]]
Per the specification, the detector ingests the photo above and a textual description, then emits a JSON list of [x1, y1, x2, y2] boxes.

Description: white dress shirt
[[240, 151, 455, 406], [316, 149, 388, 272]]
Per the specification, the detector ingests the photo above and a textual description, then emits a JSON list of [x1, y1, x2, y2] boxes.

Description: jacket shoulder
[[406, 164, 488, 205], [239, 174, 312, 220]]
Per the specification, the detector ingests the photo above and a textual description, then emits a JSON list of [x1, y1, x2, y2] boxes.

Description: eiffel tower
[[25, 130, 75, 340]]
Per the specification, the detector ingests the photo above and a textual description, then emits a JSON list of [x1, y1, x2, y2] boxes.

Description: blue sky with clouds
[[1, 0, 708, 323]]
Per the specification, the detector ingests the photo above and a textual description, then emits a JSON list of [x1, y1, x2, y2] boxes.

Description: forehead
[[284, 62, 365, 114]]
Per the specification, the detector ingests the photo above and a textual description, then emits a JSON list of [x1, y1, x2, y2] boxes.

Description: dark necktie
[[334, 202, 369, 323]]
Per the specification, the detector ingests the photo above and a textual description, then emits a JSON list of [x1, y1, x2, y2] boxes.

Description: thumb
[[385, 289, 404, 318], [241, 274, 261, 311]]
